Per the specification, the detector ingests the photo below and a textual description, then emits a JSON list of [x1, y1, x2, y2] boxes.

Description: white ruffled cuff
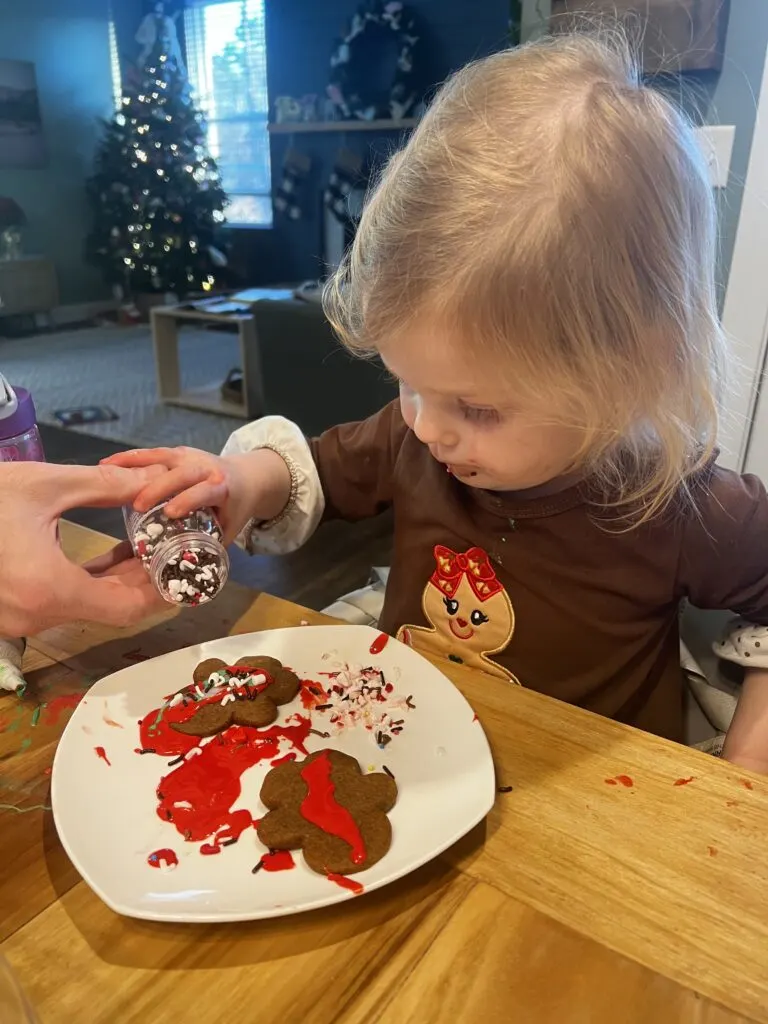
[[714, 620, 768, 669], [221, 416, 324, 555]]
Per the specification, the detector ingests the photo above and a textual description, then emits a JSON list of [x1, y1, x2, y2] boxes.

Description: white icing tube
[[0, 637, 26, 694]]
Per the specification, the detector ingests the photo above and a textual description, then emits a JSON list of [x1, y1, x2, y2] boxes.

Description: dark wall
[[232, 0, 511, 285], [0, 0, 122, 304]]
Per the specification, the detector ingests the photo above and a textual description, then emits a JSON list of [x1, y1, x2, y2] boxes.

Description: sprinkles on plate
[[314, 664, 416, 748]]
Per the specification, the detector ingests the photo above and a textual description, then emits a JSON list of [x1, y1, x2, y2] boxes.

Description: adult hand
[[103, 445, 291, 544], [0, 461, 168, 636]]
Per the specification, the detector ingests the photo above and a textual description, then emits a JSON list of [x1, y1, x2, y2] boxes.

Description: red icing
[[605, 775, 634, 788], [299, 679, 329, 710], [369, 632, 389, 655], [271, 752, 297, 767], [137, 673, 271, 757], [147, 848, 178, 869], [299, 751, 366, 865], [326, 872, 364, 894], [94, 746, 111, 766], [43, 693, 84, 726], [261, 850, 295, 872], [673, 777, 695, 786], [138, 675, 313, 855]]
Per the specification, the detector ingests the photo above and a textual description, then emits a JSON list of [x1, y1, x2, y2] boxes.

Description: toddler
[[107, 34, 768, 770]]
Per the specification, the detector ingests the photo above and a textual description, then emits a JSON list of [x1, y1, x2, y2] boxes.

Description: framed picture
[[0, 59, 46, 168]]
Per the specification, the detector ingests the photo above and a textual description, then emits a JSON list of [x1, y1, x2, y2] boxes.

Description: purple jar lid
[[0, 385, 37, 440]]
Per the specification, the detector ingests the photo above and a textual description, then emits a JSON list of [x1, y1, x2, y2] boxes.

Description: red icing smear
[[94, 746, 111, 766], [605, 775, 634, 788], [261, 850, 295, 872], [147, 848, 178, 869], [299, 679, 329, 710], [674, 777, 695, 786], [299, 751, 366, 865], [137, 675, 275, 757], [144, 698, 312, 849], [43, 693, 84, 727], [369, 632, 389, 655], [327, 872, 364, 894], [271, 752, 297, 767]]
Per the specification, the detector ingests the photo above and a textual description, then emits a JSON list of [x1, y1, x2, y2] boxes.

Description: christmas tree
[[86, 28, 228, 298]]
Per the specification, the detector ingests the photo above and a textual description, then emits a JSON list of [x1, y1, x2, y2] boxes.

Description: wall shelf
[[267, 118, 418, 134]]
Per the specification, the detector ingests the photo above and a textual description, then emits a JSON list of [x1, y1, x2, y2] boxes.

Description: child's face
[[380, 321, 583, 492]]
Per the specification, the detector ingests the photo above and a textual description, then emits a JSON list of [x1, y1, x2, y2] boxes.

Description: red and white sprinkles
[[314, 664, 416, 748]]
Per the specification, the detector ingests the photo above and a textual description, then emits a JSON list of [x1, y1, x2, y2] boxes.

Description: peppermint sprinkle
[[314, 664, 415, 746]]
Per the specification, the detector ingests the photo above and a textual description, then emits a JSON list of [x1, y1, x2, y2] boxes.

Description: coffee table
[[151, 303, 263, 420]]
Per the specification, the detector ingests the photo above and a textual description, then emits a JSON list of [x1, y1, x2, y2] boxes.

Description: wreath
[[327, 2, 421, 122]]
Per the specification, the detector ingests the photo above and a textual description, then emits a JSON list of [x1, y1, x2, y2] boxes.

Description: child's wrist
[[229, 448, 293, 523]]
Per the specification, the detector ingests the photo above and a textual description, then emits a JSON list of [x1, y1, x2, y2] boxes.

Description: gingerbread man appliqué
[[397, 545, 518, 683]]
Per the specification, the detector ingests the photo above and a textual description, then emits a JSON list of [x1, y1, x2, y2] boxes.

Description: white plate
[[52, 625, 495, 923]]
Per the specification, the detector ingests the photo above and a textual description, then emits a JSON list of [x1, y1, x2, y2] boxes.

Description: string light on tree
[[85, 4, 228, 299]]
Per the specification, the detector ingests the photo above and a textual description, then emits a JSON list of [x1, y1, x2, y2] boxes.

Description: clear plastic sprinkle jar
[[123, 502, 229, 606]]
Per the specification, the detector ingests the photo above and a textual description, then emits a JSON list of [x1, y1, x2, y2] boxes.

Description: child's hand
[[102, 446, 292, 545]]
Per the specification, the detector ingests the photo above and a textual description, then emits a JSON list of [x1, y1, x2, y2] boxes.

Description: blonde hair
[[324, 32, 726, 524]]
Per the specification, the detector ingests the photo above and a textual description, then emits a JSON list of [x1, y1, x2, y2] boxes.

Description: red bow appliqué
[[429, 545, 503, 602]]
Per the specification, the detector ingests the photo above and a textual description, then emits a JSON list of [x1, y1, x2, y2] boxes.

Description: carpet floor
[[0, 323, 244, 452]]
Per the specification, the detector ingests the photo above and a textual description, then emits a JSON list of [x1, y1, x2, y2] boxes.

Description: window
[[108, 16, 122, 111], [185, 0, 272, 228]]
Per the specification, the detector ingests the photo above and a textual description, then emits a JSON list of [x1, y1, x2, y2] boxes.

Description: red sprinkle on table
[[708, 845, 718, 857], [94, 746, 111, 766], [147, 848, 178, 869], [123, 648, 150, 663], [604, 775, 634, 788], [368, 632, 389, 655], [300, 752, 366, 865], [326, 872, 364, 894], [741, 779, 755, 790], [673, 777, 695, 786], [261, 850, 295, 872]]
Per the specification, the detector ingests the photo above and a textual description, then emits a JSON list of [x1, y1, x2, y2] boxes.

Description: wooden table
[[2, 523, 768, 1023]]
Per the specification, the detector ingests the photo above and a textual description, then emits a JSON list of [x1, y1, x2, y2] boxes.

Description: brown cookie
[[193, 658, 229, 686], [232, 694, 280, 729], [170, 656, 301, 738], [266, 667, 301, 705], [170, 703, 232, 737], [234, 655, 283, 676], [257, 749, 397, 875]]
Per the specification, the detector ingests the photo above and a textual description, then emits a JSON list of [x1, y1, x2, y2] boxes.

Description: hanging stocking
[[324, 148, 365, 223], [273, 148, 312, 220]]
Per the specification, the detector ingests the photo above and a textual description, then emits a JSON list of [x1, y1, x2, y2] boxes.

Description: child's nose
[[413, 405, 458, 449]]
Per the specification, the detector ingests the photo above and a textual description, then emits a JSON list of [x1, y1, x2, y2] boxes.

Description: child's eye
[[459, 402, 500, 424]]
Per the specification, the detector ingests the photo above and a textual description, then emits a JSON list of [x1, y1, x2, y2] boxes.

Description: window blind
[[185, 0, 272, 227]]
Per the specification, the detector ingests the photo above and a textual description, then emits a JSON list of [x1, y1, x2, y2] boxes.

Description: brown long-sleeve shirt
[[310, 401, 768, 741]]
